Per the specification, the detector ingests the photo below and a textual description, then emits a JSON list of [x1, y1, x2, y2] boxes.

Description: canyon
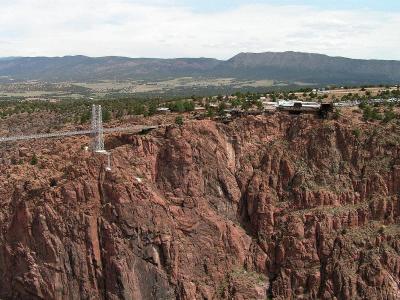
[[0, 113, 400, 299]]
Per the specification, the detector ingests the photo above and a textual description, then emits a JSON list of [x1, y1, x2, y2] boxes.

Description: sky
[[1, 0, 400, 60]]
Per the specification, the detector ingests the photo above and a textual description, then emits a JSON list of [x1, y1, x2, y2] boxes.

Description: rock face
[[1, 114, 400, 299]]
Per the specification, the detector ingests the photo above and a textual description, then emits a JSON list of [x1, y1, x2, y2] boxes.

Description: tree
[[241, 100, 251, 111], [363, 105, 382, 121], [147, 101, 157, 116], [80, 111, 90, 124], [183, 101, 195, 112], [383, 109, 396, 123], [359, 101, 367, 110], [255, 100, 263, 110], [206, 107, 215, 118], [218, 102, 227, 116], [169, 101, 185, 112], [371, 108, 382, 121], [234, 92, 244, 99], [362, 105, 372, 120], [175, 115, 184, 126], [133, 104, 145, 115], [102, 109, 111, 122], [231, 98, 242, 108]]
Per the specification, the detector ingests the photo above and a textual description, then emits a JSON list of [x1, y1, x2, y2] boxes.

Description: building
[[194, 106, 206, 111], [262, 101, 278, 112], [156, 107, 170, 114], [278, 100, 321, 113]]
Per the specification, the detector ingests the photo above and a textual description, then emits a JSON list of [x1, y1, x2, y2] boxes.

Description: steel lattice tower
[[91, 104, 105, 152]]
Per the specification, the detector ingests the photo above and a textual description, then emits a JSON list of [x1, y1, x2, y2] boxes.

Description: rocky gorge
[[0, 113, 400, 299]]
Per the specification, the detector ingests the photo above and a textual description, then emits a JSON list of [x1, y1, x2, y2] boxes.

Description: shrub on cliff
[[352, 128, 361, 138], [175, 116, 184, 126], [383, 109, 396, 123], [333, 108, 341, 120], [50, 178, 57, 187], [371, 108, 383, 121], [30, 154, 38, 165], [362, 105, 382, 121]]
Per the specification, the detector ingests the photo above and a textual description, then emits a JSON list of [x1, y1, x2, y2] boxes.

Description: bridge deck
[[0, 125, 157, 142]]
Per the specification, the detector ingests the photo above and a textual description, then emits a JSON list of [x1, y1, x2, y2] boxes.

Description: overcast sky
[[1, 0, 400, 59]]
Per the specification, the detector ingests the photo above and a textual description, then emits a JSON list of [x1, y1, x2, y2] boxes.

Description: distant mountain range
[[1, 52, 400, 85]]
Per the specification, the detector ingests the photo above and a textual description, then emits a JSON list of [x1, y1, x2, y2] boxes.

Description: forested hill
[[1, 52, 400, 85]]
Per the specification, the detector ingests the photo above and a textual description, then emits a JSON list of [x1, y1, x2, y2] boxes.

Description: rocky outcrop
[[1, 114, 400, 299]]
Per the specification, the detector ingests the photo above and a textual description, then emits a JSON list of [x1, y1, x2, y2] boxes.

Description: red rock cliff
[[1, 114, 400, 299]]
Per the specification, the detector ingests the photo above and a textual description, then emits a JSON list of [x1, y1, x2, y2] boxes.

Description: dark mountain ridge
[[0, 55, 221, 82], [221, 51, 400, 83], [1, 51, 400, 85]]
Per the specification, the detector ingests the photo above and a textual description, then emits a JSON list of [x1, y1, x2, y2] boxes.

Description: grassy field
[[0, 78, 397, 102], [75, 77, 278, 93], [0, 77, 306, 100]]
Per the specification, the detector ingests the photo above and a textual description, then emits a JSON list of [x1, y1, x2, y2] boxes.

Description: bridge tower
[[91, 104, 105, 152], [91, 104, 111, 171]]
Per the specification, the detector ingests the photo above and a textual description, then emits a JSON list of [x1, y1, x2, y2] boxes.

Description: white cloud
[[0, 0, 400, 60]]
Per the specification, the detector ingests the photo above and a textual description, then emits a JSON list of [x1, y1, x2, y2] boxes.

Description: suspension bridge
[[0, 104, 158, 170]]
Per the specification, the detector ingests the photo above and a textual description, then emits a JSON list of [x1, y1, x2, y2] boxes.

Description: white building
[[278, 100, 320, 110], [157, 107, 170, 113]]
